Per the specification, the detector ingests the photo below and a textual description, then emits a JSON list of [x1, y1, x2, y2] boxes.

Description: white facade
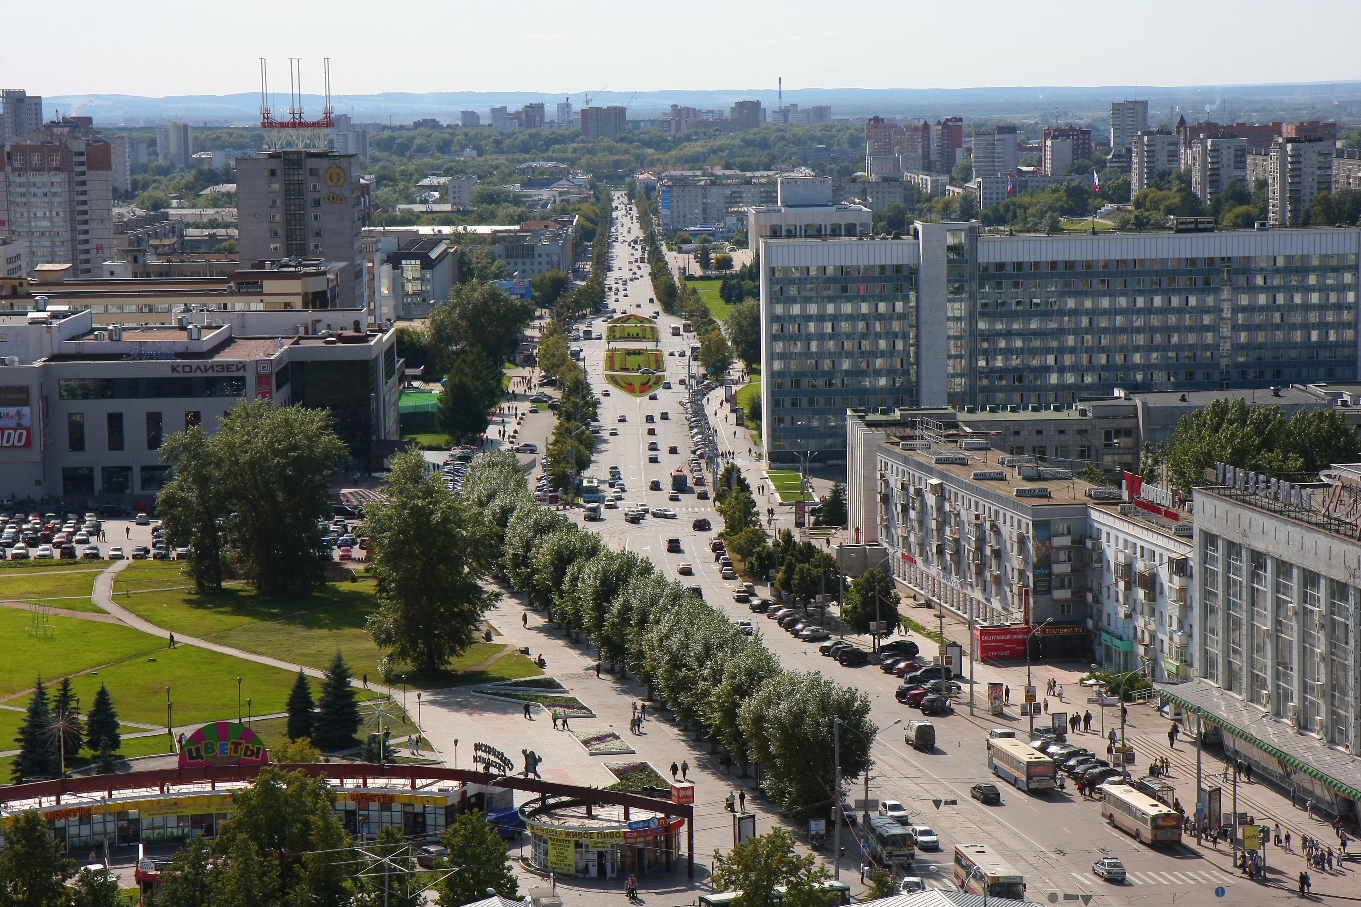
[[971, 128, 1018, 180], [1110, 100, 1149, 153], [1189, 136, 1249, 205], [1270, 139, 1334, 226], [1130, 130, 1180, 195]]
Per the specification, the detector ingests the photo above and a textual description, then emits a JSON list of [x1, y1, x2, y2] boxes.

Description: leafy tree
[[68, 866, 122, 907], [529, 269, 570, 309], [312, 653, 361, 752], [156, 425, 227, 593], [866, 870, 896, 899], [548, 420, 596, 492], [428, 281, 533, 369], [718, 486, 760, 536], [841, 569, 901, 635], [1078, 464, 1110, 487], [674, 231, 693, 245], [157, 399, 349, 597], [50, 676, 83, 763], [724, 526, 770, 568], [462, 245, 508, 282], [710, 827, 832, 907], [273, 738, 322, 764], [84, 683, 120, 753], [0, 810, 73, 907], [715, 462, 753, 504], [536, 330, 571, 379], [210, 835, 282, 907], [814, 482, 847, 527], [365, 450, 499, 673], [727, 299, 761, 369], [713, 252, 733, 271], [152, 835, 213, 907], [437, 347, 502, 443], [394, 326, 431, 372], [436, 811, 520, 906], [700, 327, 734, 378], [952, 158, 973, 185], [286, 670, 315, 741], [696, 243, 712, 270], [11, 678, 56, 783]]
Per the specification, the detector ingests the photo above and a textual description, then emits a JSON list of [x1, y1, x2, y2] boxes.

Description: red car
[[338, 546, 353, 561], [891, 660, 918, 677], [901, 687, 928, 707]]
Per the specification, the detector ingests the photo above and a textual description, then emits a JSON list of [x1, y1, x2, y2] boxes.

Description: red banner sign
[[973, 625, 1030, 660]]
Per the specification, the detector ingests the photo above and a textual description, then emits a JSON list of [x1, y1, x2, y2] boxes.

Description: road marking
[[1070, 872, 1092, 886], [1167, 871, 1193, 884], [1125, 872, 1143, 884]]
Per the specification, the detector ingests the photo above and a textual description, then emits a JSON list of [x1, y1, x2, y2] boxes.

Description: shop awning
[[1155, 678, 1361, 803]]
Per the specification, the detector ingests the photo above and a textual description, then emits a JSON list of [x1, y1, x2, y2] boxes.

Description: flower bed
[[476, 689, 594, 718], [571, 730, 635, 755], [604, 371, 665, 396], [604, 760, 668, 791], [604, 348, 664, 373], [486, 676, 566, 691]]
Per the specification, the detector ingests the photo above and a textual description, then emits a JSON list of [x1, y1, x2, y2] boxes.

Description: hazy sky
[[13, 0, 1361, 97]]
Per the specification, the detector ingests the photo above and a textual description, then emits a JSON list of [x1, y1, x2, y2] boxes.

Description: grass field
[[0, 732, 175, 782], [0, 608, 170, 701], [604, 348, 664, 373], [766, 469, 811, 502], [735, 381, 760, 428], [401, 433, 450, 450], [604, 372, 665, 396], [605, 324, 659, 343], [0, 565, 105, 611], [1061, 217, 1116, 233], [690, 279, 731, 322]]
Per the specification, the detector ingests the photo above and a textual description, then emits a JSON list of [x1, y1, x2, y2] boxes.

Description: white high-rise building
[[971, 126, 1018, 179], [1110, 100, 1149, 153], [1130, 129, 1180, 195], [156, 122, 192, 169], [0, 89, 42, 145], [1270, 137, 1334, 226]]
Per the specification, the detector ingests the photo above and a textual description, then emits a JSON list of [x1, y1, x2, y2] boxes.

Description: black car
[[691, 518, 711, 531], [666, 538, 682, 553], [904, 666, 953, 685], [837, 647, 869, 667], [880, 640, 921, 660], [970, 782, 1002, 805], [820, 640, 850, 657], [920, 694, 953, 716], [748, 598, 771, 613]]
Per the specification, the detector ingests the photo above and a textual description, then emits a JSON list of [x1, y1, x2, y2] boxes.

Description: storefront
[[525, 802, 682, 878]]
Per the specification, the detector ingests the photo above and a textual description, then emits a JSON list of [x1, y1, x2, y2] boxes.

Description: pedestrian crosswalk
[[1070, 868, 1235, 886]]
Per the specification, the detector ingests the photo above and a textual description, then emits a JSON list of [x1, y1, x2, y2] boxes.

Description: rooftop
[[886, 444, 1102, 507]]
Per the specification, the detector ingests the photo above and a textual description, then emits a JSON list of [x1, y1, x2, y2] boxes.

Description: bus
[[583, 502, 602, 521], [953, 844, 1025, 900], [988, 738, 1056, 791], [579, 478, 602, 504], [1099, 783, 1183, 846], [866, 816, 915, 868]]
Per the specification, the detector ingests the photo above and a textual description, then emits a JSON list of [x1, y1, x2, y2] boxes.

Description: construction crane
[[583, 85, 607, 108]]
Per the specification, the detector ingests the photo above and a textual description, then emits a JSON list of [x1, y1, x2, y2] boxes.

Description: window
[[185, 411, 201, 430], [107, 412, 124, 451], [62, 467, 95, 496], [68, 413, 85, 452], [146, 412, 163, 450], [101, 466, 133, 495], [140, 465, 170, 492]]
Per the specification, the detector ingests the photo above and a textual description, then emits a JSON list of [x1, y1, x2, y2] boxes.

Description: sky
[[10, 0, 1361, 97]]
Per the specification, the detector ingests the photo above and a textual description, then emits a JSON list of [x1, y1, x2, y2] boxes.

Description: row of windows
[[67, 411, 186, 453], [59, 377, 246, 401], [978, 254, 1358, 272], [771, 301, 910, 316], [62, 465, 170, 496], [771, 264, 914, 277]]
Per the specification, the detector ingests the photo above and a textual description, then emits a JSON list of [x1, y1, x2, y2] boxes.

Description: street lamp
[[453, 738, 459, 770], [237, 676, 242, 724], [417, 692, 422, 731], [1025, 619, 1053, 733], [964, 864, 990, 907], [165, 686, 173, 746], [247, 698, 252, 727]]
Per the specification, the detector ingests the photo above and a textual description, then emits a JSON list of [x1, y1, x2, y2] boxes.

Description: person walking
[[168, 632, 175, 648], [561, 715, 570, 732], [1246, 762, 1253, 783], [524, 703, 532, 719], [1004, 685, 1011, 704], [523, 612, 529, 627], [670, 761, 679, 779], [1169, 723, 1179, 748], [596, 661, 602, 678], [1286, 830, 1292, 852], [551, 710, 559, 731], [1308, 797, 1315, 820], [681, 760, 689, 780], [1083, 710, 1093, 732]]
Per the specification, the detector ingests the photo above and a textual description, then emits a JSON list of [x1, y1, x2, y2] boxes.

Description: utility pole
[[832, 717, 841, 881], [1195, 708, 1204, 845]]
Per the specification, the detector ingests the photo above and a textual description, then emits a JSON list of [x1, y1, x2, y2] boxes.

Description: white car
[[898, 877, 926, 894], [657, 508, 678, 519], [1092, 857, 1126, 882], [34, 544, 54, 559], [735, 620, 754, 636], [878, 799, 910, 825], [799, 626, 831, 642], [908, 825, 939, 850], [107, 546, 125, 560]]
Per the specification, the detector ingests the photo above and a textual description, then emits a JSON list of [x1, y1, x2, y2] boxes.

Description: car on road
[[135, 513, 151, 525], [748, 598, 771, 613], [691, 518, 711, 531], [1091, 857, 1126, 882], [720, 567, 737, 580], [107, 546, 125, 560], [897, 687, 928, 707], [608, 428, 619, 436], [648, 479, 663, 491], [919, 694, 954, 716], [666, 538, 682, 553], [898, 877, 926, 894], [677, 563, 693, 576], [970, 782, 1002, 805], [624, 511, 643, 524], [648, 454, 660, 463], [735, 620, 754, 636], [733, 589, 751, 603], [696, 488, 710, 500], [648, 393, 658, 400], [617, 415, 627, 422], [667, 490, 680, 501], [820, 640, 850, 657], [799, 626, 830, 642], [513, 443, 538, 453], [668, 446, 679, 454], [878, 800, 911, 825], [657, 508, 677, 519], [908, 826, 940, 851]]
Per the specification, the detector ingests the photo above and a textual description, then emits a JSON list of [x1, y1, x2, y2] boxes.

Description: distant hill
[[51, 82, 1361, 128]]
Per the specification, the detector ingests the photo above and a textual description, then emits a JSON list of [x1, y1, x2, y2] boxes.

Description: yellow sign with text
[[548, 836, 576, 874]]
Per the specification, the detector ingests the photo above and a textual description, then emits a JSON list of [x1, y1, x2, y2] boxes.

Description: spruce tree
[[50, 676, 84, 761], [84, 683, 121, 752], [285, 669, 315, 741], [0, 809, 74, 907], [11, 678, 56, 783], [311, 652, 360, 752]]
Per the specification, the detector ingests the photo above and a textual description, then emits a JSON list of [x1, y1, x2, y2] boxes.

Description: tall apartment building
[[156, 123, 192, 169], [807, 105, 832, 124], [0, 89, 43, 145], [521, 103, 545, 130], [865, 116, 900, 178], [1270, 137, 1334, 226], [760, 223, 1361, 458], [0, 137, 114, 277], [460, 111, 481, 127], [1188, 135, 1248, 205], [970, 127, 1018, 179], [1130, 129, 1180, 195], [331, 115, 370, 159], [1110, 100, 1149, 153], [1041, 126, 1092, 176], [580, 106, 627, 139], [932, 117, 964, 173], [729, 100, 765, 131], [555, 98, 573, 125], [236, 150, 366, 311], [657, 175, 780, 232]]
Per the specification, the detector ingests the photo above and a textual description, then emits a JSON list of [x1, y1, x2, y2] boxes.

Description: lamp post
[[165, 686, 173, 745], [453, 738, 459, 770], [965, 864, 990, 907], [237, 676, 242, 724], [1025, 619, 1053, 733], [829, 715, 899, 881], [416, 692, 422, 731], [247, 698, 252, 727]]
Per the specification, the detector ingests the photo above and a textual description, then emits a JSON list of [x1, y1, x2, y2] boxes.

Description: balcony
[[1051, 534, 1073, 547], [1053, 561, 1073, 575]]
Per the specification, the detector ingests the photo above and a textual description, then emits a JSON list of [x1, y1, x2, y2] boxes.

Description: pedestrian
[[1246, 762, 1253, 783], [670, 761, 679, 779], [1308, 797, 1315, 820], [561, 715, 570, 732], [167, 632, 174, 648], [362, 673, 368, 689], [1169, 724, 1178, 749], [1300, 870, 1311, 894], [1328, 848, 1335, 872], [738, 790, 746, 812], [524, 703, 532, 719], [640, 702, 646, 720], [596, 661, 602, 678], [1004, 685, 1010, 704], [1084, 710, 1093, 732], [681, 760, 689, 780], [1343, 831, 1349, 853], [551, 710, 559, 730], [1043, 698, 1048, 714], [1286, 830, 1292, 852], [632, 702, 638, 718], [1109, 729, 1117, 750], [523, 612, 529, 627]]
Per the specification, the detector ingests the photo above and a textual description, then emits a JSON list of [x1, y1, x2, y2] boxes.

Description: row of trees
[[283, 654, 365, 751], [462, 451, 876, 812], [11, 678, 121, 782]]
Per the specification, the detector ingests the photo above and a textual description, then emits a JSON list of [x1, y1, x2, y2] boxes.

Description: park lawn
[[0, 733, 175, 783], [0, 566, 105, 610], [212, 583, 387, 675], [0, 609, 165, 701], [766, 470, 811, 502], [401, 433, 450, 451], [735, 381, 760, 422], [0, 707, 25, 749], [1061, 217, 1115, 233], [113, 561, 192, 594], [604, 372, 665, 396], [604, 348, 664, 373], [690, 280, 731, 322], [605, 324, 659, 343], [66, 644, 305, 728]]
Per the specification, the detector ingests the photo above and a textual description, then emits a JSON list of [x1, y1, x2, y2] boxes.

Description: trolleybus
[[987, 738, 1056, 791], [1099, 782, 1183, 846], [953, 843, 1025, 900]]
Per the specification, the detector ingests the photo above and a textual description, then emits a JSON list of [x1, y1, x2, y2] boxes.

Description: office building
[[235, 149, 366, 311], [156, 123, 192, 169], [388, 237, 456, 320], [1270, 137, 1333, 226], [0, 237, 25, 279], [1130, 129, 1181, 195], [761, 222, 1361, 459], [971, 127, 1018, 179], [932, 117, 964, 173], [521, 103, 545, 130], [555, 98, 573, 125], [746, 176, 872, 242], [330, 114, 369, 159], [0, 305, 400, 500], [807, 105, 832, 124], [492, 216, 576, 278], [0, 135, 115, 278], [490, 107, 510, 130], [865, 116, 902, 179], [1110, 100, 1149, 153], [656, 174, 779, 232], [580, 106, 627, 139], [1188, 135, 1249, 205], [1041, 126, 1092, 176], [729, 100, 765, 131], [0, 89, 42, 145]]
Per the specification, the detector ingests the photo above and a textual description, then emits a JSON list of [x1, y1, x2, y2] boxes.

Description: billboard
[[974, 625, 1030, 660], [0, 386, 33, 449], [492, 279, 533, 300], [1031, 520, 1052, 596], [178, 721, 268, 768], [660, 186, 672, 213]]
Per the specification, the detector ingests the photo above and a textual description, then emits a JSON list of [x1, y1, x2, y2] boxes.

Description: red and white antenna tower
[[259, 57, 334, 150]]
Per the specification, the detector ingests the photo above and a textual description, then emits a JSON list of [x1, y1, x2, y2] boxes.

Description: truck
[[583, 502, 603, 521], [670, 468, 688, 492], [671, 324, 682, 336], [905, 719, 936, 751]]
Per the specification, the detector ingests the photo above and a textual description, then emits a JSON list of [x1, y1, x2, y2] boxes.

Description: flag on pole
[[1093, 170, 1101, 194], [1006, 171, 1015, 196]]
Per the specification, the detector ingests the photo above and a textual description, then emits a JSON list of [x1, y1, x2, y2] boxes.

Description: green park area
[[690, 279, 730, 321], [766, 469, 811, 502], [0, 563, 106, 613], [604, 348, 664, 373], [605, 322, 659, 343]]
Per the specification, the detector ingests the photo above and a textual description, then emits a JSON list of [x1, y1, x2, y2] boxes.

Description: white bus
[[866, 816, 915, 868], [1100, 783, 1183, 846], [953, 843, 1025, 900], [987, 738, 1056, 791]]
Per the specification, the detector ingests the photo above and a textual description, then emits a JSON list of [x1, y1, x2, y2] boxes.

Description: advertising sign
[[1032, 520, 1052, 595], [988, 682, 1005, 716], [0, 386, 33, 449], [1052, 712, 1068, 734], [671, 781, 695, 804], [660, 186, 672, 213], [492, 279, 533, 300], [974, 625, 1030, 660], [1206, 786, 1222, 831], [547, 836, 576, 874], [178, 722, 268, 768]]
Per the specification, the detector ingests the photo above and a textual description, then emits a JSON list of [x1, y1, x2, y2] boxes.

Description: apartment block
[[490, 107, 510, 130], [657, 175, 778, 232], [1188, 135, 1249, 205], [156, 123, 192, 169], [521, 103, 545, 129], [971, 126, 1018, 180], [1130, 129, 1180, 195], [1334, 149, 1361, 192], [580, 106, 627, 139], [0, 89, 42, 145], [1110, 100, 1149, 153], [1041, 126, 1092, 176], [1270, 137, 1333, 226], [460, 111, 480, 128], [0, 137, 114, 277], [492, 217, 576, 278], [236, 150, 366, 310], [932, 117, 964, 173], [729, 100, 765, 131]]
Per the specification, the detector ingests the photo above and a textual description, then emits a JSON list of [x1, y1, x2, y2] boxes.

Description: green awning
[[1101, 630, 1134, 653], [1156, 679, 1361, 803]]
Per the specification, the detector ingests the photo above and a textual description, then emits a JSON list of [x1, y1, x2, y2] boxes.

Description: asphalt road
[[518, 192, 1294, 906]]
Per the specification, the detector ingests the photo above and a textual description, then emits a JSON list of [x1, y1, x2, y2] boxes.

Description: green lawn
[[0, 566, 105, 611], [605, 324, 659, 343], [735, 381, 760, 428], [766, 469, 811, 502], [1061, 218, 1115, 233], [690, 280, 731, 322], [401, 433, 450, 450], [0, 609, 169, 701], [604, 348, 664, 373], [0, 733, 175, 782]]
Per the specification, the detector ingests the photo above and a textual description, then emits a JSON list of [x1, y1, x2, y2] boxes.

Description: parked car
[[970, 782, 1002, 805], [733, 589, 752, 603], [135, 513, 151, 525], [880, 640, 921, 660], [58, 544, 78, 559], [513, 443, 538, 453], [836, 647, 869, 666], [748, 598, 771, 613], [919, 694, 954, 716], [908, 825, 940, 850], [34, 544, 54, 559], [82, 545, 103, 559], [878, 800, 911, 825], [799, 626, 830, 641], [107, 546, 124, 560], [1092, 857, 1126, 882], [898, 687, 928, 707], [898, 877, 926, 894]]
